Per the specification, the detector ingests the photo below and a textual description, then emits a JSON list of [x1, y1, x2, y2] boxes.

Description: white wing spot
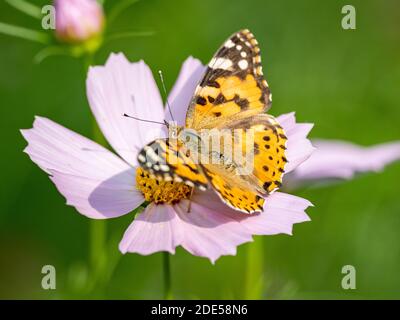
[[238, 59, 248, 70], [185, 180, 195, 187], [144, 146, 160, 162], [240, 51, 247, 57], [174, 176, 183, 183], [224, 39, 235, 48], [160, 164, 170, 172], [209, 57, 233, 70], [236, 45, 242, 50]]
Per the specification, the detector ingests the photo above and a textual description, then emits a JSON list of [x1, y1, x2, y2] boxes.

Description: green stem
[[90, 220, 106, 271], [163, 252, 172, 299], [104, 30, 155, 43], [244, 238, 265, 299], [5, 0, 42, 19], [82, 54, 108, 296], [34, 46, 71, 64], [0, 22, 49, 44]]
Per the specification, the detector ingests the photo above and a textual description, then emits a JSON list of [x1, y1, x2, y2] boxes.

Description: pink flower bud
[[55, 0, 104, 43]]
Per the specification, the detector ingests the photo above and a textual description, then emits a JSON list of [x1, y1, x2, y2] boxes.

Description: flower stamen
[[136, 168, 192, 204]]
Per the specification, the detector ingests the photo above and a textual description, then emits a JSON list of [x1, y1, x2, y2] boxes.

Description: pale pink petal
[[173, 196, 253, 264], [119, 194, 252, 262], [21, 116, 143, 219], [87, 53, 165, 166], [277, 112, 315, 173], [119, 204, 184, 255], [164, 56, 206, 126], [286, 139, 400, 187], [118, 189, 312, 263], [235, 192, 312, 235], [191, 189, 311, 237]]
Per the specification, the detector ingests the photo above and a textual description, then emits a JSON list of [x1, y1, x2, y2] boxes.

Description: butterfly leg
[[187, 188, 195, 213]]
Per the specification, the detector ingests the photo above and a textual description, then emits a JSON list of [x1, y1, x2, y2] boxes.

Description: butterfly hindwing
[[226, 114, 288, 194], [201, 163, 265, 213], [185, 29, 272, 130], [199, 114, 287, 213], [137, 139, 208, 190]]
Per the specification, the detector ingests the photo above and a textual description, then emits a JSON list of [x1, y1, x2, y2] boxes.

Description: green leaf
[[0, 22, 49, 44], [5, 0, 42, 19], [104, 30, 155, 43], [33, 46, 73, 64]]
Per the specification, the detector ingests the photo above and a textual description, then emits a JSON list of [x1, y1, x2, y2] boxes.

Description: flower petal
[[164, 56, 206, 126], [191, 189, 311, 238], [174, 197, 254, 264], [235, 192, 312, 236], [21, 116, 143, 219], [119, 204, 183, 255], [285, 139, 400, 187], [277, 112, 315, 173], [87, 53, 165, 166]]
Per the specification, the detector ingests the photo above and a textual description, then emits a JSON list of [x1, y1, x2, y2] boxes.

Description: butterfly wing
[[137, 138, 208, 190], [184, 30, 287, 213], [200, 114, 287, 213], [185, 29, 271, 130]]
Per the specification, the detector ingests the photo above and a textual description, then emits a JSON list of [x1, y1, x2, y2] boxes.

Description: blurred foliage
[[0, 0, 399, 299]]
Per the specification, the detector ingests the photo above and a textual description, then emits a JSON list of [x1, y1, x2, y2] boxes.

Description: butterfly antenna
[[125, 95, 167, 126], [123, 113, 166, 126], [158, 70, 175, 122]]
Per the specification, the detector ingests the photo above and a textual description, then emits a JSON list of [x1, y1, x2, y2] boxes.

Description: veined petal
[[21, 116, 143, 219], [174, 197, 253, 264], [192, 190, 311, 238], [119, 204, 184, 255], [87, 53, 165, 166]]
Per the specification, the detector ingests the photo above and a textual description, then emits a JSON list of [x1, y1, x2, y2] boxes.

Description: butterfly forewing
[[137, 138, 208, 190], [185, 29, 272, 130]]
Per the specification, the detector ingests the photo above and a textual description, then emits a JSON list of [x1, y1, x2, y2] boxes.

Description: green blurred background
[[1, 0, 399, 299]]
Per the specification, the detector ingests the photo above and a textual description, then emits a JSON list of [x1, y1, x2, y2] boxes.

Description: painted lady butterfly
[[137, 29, 287, 214]]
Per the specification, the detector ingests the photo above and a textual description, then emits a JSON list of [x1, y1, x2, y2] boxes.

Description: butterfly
[[137, 29, 288, 214]]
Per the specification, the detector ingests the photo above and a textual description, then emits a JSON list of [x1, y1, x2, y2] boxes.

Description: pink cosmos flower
[[55, 0, 105, 43], [284, 140, 400, 190], [21, 53, 316, 263]]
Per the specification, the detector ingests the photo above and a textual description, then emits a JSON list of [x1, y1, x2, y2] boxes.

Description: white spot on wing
[[185, 180, 195, 187], [238, 59, 248, 70], [224, 39, 235, 48], [144, 146, 160, 162], [174, 176, 183, 183], [160, 164, 170, 172], [209, 57, 233, 70]]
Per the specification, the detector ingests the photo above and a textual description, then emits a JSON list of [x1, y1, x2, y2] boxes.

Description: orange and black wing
[[185, 29, 272, 130]]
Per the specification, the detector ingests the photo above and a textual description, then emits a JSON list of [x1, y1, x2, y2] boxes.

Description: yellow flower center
[[136, 168, 192, 204]]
